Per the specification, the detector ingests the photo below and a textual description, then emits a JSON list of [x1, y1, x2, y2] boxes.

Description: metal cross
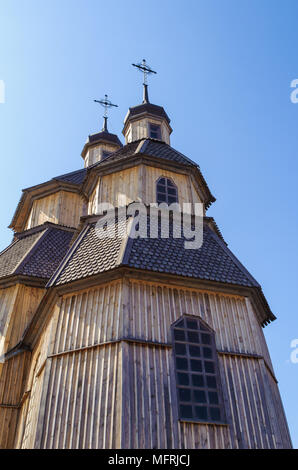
[[132, 59, 157, 85], [94, 94, 118, 132]]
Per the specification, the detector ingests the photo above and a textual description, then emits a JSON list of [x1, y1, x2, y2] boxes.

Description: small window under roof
[[149, 123, 162, 140]]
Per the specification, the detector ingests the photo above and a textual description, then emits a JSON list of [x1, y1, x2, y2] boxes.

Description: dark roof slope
[[125, 103, 171, 124], [20, 227, 74, 278], [49, 217, 258, 289], [0, 231, 42, 278], [94, 138, 197, 168], [0, 224, 74, 281], [87, 131, 123, 147], [49, 218, 127, 286], [53, 168, 87, 185], [127, 224, 258, 288]]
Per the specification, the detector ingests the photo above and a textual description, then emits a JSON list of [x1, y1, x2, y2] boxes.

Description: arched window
[[172, 315, 225, 423], [156, 177, 178, 204]]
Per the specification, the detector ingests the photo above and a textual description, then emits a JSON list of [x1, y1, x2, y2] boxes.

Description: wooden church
[[0, 61, 292, 449]]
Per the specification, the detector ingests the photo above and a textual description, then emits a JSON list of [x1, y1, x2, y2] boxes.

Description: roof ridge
[[46, 224, 91, 287]]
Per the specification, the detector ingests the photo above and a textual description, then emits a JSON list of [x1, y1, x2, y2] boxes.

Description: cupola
[[81, 94, 123, 168], [122, 60, 172, 145]]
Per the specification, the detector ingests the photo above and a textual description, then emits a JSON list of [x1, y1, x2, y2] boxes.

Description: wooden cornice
[[0, 274, 47, 289]]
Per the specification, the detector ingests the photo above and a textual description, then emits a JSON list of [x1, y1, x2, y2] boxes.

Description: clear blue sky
[[1, 0, 297, 448]]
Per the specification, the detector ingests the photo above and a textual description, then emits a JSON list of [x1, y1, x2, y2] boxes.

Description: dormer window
[[156, 177, 178, 204], [149, 123, 161, 140]]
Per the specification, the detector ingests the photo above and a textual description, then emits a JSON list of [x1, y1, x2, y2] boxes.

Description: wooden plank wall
[[99, 167, 139, 208], [17, 279, 291, 448], [89, 166, 202, 216], [0, 284, 45, 448], [126, 119, 170, 145], [0, 351, 31, 448], [0, 285, 45, 355], [25, 191, 83, 230]]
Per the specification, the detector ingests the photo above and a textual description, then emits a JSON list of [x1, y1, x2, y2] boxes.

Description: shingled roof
[[48, 216, 258, 289], [0, 223, 74, 281], [95, 138, 197, 168], [124, 103, 171, 124], [52, 168, 87, 185]]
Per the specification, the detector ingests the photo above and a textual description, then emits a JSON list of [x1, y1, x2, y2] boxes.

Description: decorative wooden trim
[[217, 350, 263, 360], [47, 337, 173, 360]]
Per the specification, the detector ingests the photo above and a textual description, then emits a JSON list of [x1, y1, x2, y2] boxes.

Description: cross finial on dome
[[94, 94, 118, 132], [132, 59, 157, 104]]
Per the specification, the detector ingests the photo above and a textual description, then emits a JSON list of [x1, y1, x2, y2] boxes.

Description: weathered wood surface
[[25, 191, 83, 229], [15, 279, 291, 449], [88, 165, 202, 216]]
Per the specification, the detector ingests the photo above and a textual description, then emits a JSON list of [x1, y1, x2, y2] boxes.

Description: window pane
[[201, 333, 211, 345], [199, 322, 209, 331], [180, 405, 193, 419], [210, 407, 221, 422], [157, 193, 167, 202], [192, 374, 204, 387], [157, 185, 166, 194], [178, 373, 189, 386], [203, 347, 212, 359], [187, 331, 199, 343], [173, 315, 224, 424], [204, 361, 215, 373], [195, 406, 208, 420], [190, 359, 202, 372], [208, 391, 219, 405], [156, 178, 178, 205], [175, 343, 186, 355], [179, 388, 191, 402], [168, 196, 178, 204], [206, 376, 217, 389], [189, 345, 201, 357], [174, 330, 185, 341], [186, 319, 198, 330], [168, 187, 177, 196], [176, 357, 188, 370], [194, 390, 207, 403]]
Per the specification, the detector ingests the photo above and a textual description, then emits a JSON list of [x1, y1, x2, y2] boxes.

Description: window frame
[[149, 122, 162, 140], [171, 314, 226, 425], [156, 177, 179, 205]]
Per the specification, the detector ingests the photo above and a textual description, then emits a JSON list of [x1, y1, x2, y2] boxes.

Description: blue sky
[[1, 0, 297, 448]]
